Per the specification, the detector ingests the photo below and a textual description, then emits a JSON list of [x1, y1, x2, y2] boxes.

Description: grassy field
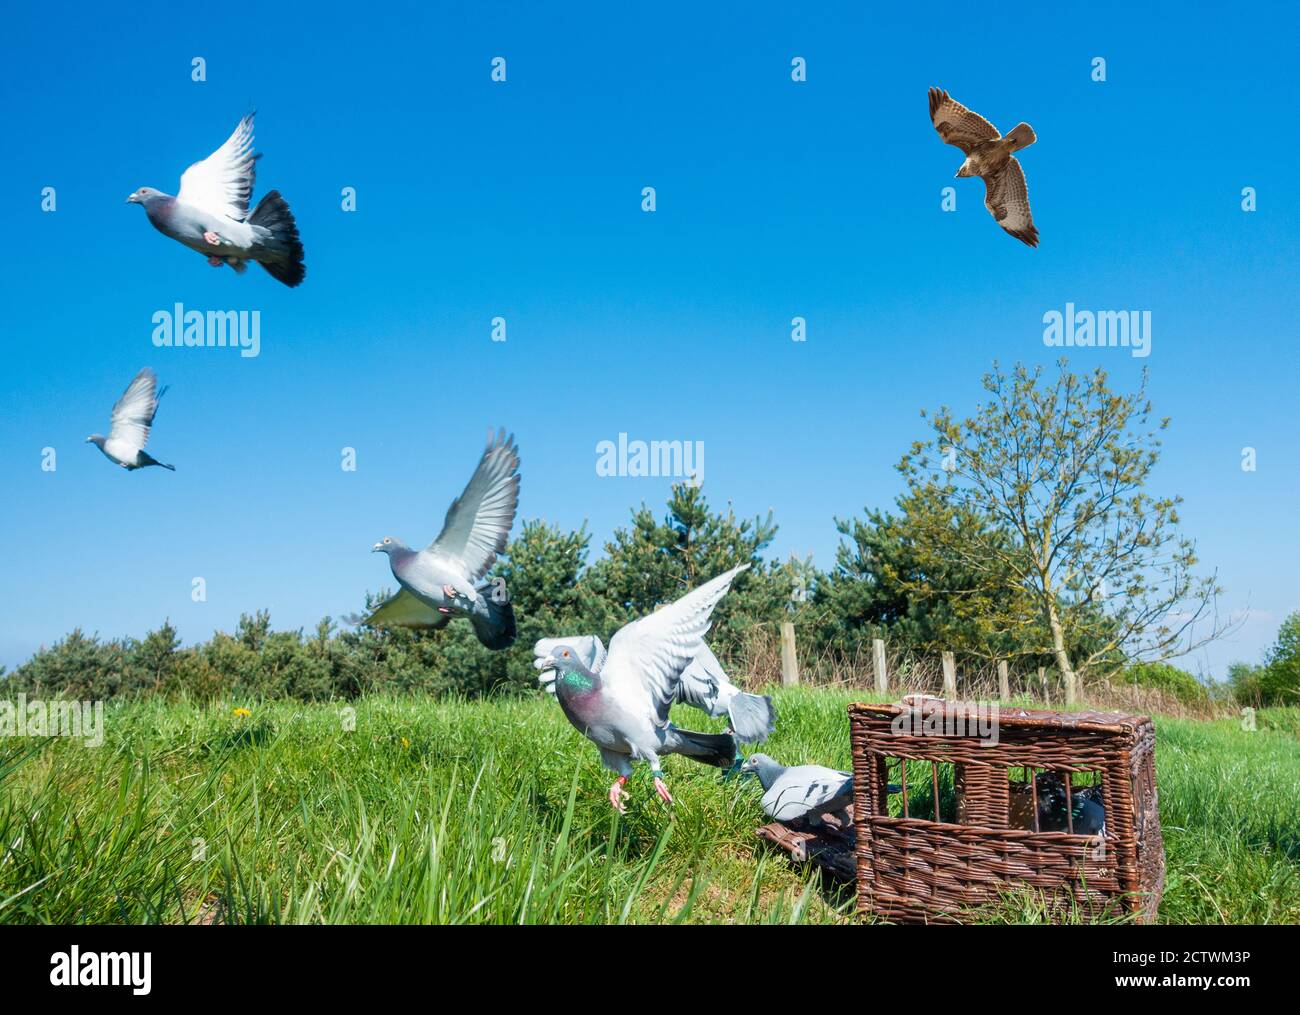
[[1, 688, 1297, 924]]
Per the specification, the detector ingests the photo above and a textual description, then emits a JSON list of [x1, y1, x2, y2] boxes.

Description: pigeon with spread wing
[[534, 637, 775, 747], [366, 429, 520, 650], [86, 368, 175, 472], [928, 87, 1038, 247], [538, 565, 749, 811], [127, 113, 306, 286]]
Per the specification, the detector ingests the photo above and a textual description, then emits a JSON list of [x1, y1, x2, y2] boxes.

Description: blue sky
[[2, 1, 1296, 678]]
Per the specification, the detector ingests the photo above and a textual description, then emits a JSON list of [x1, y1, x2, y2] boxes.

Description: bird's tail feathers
[[727, 692, 777, 744], [470, 595, 516, 650], [139, 451, 175, 471], [1004, 122, 1036, 151], [666, 727, 737, 769], [249, 189, 305, 287]]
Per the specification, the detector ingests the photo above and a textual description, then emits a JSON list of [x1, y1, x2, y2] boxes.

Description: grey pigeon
[[366, 429, 519, 650], [534, 637, 775, 744], [538, 564, 749, 811], [739, 753, 853, 826], [127, 113, 305, 287], [86, 368, 175, 471]]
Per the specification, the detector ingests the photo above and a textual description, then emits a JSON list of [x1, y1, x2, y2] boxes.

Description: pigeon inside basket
[[846, 696, 1164, 924]]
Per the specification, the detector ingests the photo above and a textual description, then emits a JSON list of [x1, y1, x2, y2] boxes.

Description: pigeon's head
[[955, 158, 975, 179], [126, 186, 166, 207], [738, 753, 782, 789], [85, 434, 105, 447], [371, 536, 409, 556], [540, 643, 591, 679]]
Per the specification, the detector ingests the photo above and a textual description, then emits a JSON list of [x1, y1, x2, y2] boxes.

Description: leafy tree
[[899, 360, 1228, 685]]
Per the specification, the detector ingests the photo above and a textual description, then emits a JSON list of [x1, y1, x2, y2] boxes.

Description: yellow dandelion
[[233, 707, 252, 718], [401, 737, 411, 748]]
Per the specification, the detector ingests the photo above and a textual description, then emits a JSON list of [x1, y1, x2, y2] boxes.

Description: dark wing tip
[[1005, 225, 1040, 247], [928, 87, 948, 120]]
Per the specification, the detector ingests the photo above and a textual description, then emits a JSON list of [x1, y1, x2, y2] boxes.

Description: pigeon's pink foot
[[207, 256, 223, 267], [608, 776, 629, 813], [442, 584, 458, 600], [436, 607, 451, 614], [203, 230, 221, 246], [653, 776, 674, 805]]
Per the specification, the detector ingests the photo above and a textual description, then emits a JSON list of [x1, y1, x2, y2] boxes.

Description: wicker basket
[[848, 696, 1164, 923]]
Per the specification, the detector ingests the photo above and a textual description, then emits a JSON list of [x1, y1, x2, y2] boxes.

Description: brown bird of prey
[[928, 87, 1038, 247]]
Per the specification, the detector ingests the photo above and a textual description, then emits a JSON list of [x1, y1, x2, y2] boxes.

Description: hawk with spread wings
[[929, 87, 1039, 247]]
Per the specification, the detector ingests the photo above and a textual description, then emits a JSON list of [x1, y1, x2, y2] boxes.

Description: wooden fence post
[[942, 651, 957, 697], [1038, 666, 1049, 705], [780, 622, 800, 687], [873, 638, 888, 695], [997, 660, 1010, 700]]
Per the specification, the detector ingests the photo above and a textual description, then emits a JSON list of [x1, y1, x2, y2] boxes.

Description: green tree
[[900, 360, 1227, 685]]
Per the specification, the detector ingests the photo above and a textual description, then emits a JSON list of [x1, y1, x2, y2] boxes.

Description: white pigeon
[[365, 429, 520, 649], [533, 637, 775, 744], [538, 564, 749, 811], [127, 113, 305, 286], [86, 368, 175, 471]]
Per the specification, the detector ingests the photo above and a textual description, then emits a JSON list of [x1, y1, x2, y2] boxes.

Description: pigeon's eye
[[383, 538, 391, 544]]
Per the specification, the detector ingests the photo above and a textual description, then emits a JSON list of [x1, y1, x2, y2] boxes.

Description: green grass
[[0, 689, 1296, 924]]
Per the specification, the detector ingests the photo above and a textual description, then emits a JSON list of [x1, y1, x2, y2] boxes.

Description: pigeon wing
[[428, 429, 521, 582], [928, 88, 1000, 154], [983, 157, 1038, 247], [363, 588, 450, 630], [677, 642, 732, 718], [177, 113, 259, 221], [107, 368, 163, 452], [765, 766, 853, 821], [603, 564, 749, 725]]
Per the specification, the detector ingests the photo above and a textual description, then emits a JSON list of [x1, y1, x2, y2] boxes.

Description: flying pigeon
[[929, 87, 1039, 247], [534, 637, 776, 746], [86, 368, 175, 471], [739, 753, 854, 826], [127, 113, 306, 286], [366, 429, 520, 650], [538, 564, 750, 812]]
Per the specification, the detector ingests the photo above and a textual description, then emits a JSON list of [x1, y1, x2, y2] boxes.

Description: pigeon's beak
[[125, 193, 138, 204], [84, 436, 93, 443], [371, 542, 383, 552]]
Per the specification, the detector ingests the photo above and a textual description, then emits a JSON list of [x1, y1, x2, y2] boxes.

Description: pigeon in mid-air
[[86, 368, 175, 472], [929, 87, 1039, 247], [739, 753, 854, 826], [366, 430, 520, 650], [127, 113, 306, 286], [537, 565, 749, 812], [534, 637, 776, 749]]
